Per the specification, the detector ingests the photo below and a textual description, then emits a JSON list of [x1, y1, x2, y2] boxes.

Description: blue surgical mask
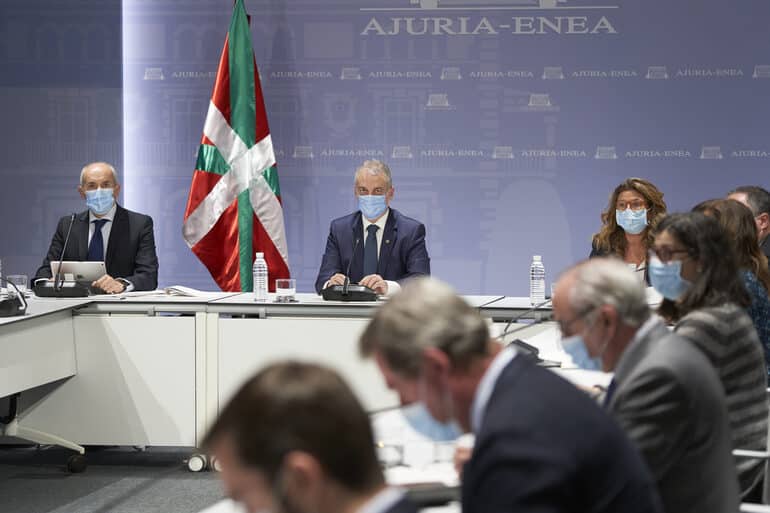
[[648, 256, 691, 301], [85, 188, 115, 215], [402, 402, 462, 441], [615, 208, 648, 235], [562, 334, 602, 371], [358, 194, 388, 221]]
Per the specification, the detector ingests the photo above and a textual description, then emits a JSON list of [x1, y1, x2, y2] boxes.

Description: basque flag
[[183, 0, 290, 291]]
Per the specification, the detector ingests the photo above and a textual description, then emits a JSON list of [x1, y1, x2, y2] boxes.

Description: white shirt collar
[[362, 208, 389, 233], [88, 202, 117, 223], [356, 487, 405, 513], [470, 346, 517, 433]]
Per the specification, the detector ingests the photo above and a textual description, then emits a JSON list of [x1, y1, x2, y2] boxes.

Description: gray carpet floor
[[0, 446, 224, 513]]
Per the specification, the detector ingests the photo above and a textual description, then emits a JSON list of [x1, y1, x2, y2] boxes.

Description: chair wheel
[[210, 455, 221, 472], [67, 454, 87, 473], [187, 453, 207, 472]]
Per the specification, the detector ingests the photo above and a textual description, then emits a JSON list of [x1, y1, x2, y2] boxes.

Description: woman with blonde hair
[[590, 178, 667, 282]]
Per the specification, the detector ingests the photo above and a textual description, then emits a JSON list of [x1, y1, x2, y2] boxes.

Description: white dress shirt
[[361, 209, 401, 297], [88, 203, 134, 291], [470, 346, 517, 434], [88, 203, 117, 258]]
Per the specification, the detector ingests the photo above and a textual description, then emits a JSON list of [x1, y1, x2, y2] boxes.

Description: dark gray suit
[[608, 316, 740, 513], [34, 205, 159, 291]]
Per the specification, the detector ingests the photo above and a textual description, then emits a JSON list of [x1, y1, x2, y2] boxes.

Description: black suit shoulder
[[463, 356, 662, 513]]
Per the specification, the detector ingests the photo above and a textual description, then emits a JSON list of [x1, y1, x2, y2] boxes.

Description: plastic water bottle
[[529, 255, 546, 305], [253, 252, 269, 302]]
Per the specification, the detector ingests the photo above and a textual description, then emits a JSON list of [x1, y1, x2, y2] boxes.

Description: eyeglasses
[[615, 199, 647, 211], [649, 247, 690, 264], [557, 307, 598, 337]]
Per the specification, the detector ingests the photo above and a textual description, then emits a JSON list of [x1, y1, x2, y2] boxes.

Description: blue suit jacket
[[462, 356, 663, 513], [314, 208, 430, 293]]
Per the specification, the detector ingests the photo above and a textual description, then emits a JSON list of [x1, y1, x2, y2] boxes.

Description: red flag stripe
[[191, 201, 242, 291]]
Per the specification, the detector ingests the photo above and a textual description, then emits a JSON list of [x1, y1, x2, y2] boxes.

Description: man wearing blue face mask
[[360, 277, 663, 513], [553, 258, 739, 513], [34, 161, 159, 293], [315, 160, 430, 296]]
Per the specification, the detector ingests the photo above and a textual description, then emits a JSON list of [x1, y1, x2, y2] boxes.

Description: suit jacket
[[462, 356, 663, 513], [608, 318, 740, 513], [314, 208, 430, 293], [762, 236, 770, 270], [34, 205, 159, 291]]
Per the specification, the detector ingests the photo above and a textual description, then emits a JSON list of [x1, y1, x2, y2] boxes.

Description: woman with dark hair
[[693, 198, 770, 381], [591, 178, 667, 281], [650, 212, 767, 498]]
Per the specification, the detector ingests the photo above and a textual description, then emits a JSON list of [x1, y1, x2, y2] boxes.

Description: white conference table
[[0, 291, 555, 449], [0, 298, 90, 398]]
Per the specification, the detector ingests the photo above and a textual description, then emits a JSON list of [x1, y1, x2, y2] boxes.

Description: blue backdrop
[[2, 0, 769, 295]]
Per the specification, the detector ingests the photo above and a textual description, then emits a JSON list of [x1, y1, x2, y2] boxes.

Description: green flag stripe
[[228, 0, 256, 149], [237, 191, 254, 291], [262, 165, 281, 196], [195, 144, 230, 175]]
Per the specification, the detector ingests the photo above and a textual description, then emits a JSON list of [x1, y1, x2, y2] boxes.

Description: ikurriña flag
[[183, 0, 289, 292]]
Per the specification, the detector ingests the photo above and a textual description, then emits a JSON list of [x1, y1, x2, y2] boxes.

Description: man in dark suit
[[34, 161, 158, 293], [360, 277, 663, 513], [204, 361, 418, 513], [315, 160, 429, 296], [553, 258, 739, 513], [729, 185, 770, 266]]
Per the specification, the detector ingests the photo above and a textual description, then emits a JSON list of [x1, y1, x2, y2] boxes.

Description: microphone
[[497, 298, 559, 367], [0, 276, 28, 318], [341, 237, 360, 295], [321, 235, 377, 302], [34, 213, 89, 298], [498, 297, 552, 338], [54, 213, 76, 292]]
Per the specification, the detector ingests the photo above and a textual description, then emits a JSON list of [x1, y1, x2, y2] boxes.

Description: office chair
[[1, 392, 86, 472]]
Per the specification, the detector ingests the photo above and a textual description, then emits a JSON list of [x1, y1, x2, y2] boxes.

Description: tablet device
[[50, 261, 107, 283]]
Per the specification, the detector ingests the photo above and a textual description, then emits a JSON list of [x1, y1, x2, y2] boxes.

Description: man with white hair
[[315, 160, 429, 296], [552, 257, 739, 513], [34, 161, 158, 293], [360, 276, 663, 513]]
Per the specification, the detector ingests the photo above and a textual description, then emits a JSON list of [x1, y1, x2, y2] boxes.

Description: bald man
[[34, 161, 158, 293]]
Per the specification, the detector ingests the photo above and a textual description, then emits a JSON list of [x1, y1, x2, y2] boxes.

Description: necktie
[[602, 378, 617, 409], [87, 219, 109, 261], [363, 224, 379, 276]]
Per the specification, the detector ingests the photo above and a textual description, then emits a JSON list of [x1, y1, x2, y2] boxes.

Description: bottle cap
[[533, 255, 542, 261], [255, 252, 264, 258]]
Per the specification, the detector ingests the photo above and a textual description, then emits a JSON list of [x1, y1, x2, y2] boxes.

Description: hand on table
[[326, 273, 347, 287], [360, 274, 388, 295], [92, 274, 126, 294]]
